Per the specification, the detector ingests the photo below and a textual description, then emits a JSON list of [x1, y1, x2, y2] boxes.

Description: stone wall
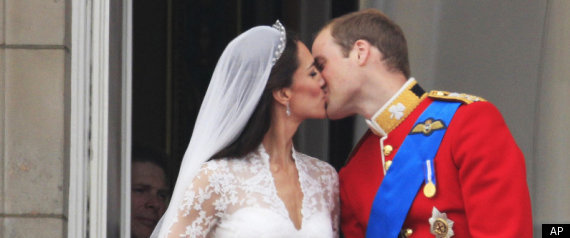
[[1, 0, 68, 237]]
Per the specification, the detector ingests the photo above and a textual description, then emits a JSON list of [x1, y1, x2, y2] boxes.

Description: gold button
[[384, 160, 393, 171], [404, 228, 413, 237], [383, 145, 393, 156]]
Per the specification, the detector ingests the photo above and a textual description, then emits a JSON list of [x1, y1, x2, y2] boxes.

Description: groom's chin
[[325, 106, 342, 120], [325, 106, 352, 120], [324, 104, 343, 120]]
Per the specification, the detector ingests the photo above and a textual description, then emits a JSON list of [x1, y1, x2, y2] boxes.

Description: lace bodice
[[168, 145, 339, 237]]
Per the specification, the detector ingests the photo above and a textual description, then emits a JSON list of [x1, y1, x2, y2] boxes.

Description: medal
[[424, 181, 436, 198], [424, 159, 437, 198]]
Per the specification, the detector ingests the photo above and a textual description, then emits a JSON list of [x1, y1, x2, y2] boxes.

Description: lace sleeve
[[168, 162, 229, 238], [328, 167, 340, 238]]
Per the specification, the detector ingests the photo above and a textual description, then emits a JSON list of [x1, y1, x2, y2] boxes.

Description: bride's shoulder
[[193, 158, 241, 186], [199, 155, 260, 176], [201, 158, 230, 170]]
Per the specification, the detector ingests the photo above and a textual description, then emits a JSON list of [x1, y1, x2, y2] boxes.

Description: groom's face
[[312, 28, 358, 120]]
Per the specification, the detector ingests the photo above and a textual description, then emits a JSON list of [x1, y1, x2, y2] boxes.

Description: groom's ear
[[272, 88, 291, 105], [352, 39, 371, 66]]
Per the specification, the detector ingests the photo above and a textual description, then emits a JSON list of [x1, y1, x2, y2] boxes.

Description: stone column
[[1, 0, 68, 237], [0, 0, 4, 234]]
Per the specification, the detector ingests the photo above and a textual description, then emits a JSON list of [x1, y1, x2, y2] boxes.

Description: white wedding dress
[[167, 145, 339, 237]]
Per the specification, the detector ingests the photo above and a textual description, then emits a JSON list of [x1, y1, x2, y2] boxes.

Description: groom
[[312, 9, 532, 237]]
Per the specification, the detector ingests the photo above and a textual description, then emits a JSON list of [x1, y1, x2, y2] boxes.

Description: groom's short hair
[[327, 9, 410, 78]]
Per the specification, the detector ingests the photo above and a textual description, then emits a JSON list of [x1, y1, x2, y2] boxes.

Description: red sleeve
[[450, 102, 532, 237]]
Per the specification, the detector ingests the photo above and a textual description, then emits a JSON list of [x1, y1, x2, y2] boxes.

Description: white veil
[[151, 21, 287, 238]]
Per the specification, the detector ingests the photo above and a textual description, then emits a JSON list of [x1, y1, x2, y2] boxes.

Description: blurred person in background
[[131, 146, 171, 238]]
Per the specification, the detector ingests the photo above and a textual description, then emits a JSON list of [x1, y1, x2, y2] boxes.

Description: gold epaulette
[[428, 90, 486, 104]]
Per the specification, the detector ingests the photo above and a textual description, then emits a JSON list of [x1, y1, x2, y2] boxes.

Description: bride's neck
[[262, 109, 300, 166]]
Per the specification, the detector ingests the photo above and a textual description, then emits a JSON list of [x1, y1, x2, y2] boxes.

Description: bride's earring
[[286, 102, 291, 116]]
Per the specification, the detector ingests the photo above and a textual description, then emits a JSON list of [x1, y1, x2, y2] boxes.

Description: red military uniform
[[339, 79, 532, 237]]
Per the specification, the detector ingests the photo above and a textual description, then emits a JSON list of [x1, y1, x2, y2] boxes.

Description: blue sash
[[366, 101, 461, 237]]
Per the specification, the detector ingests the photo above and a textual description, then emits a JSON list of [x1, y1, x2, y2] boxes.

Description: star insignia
[[429, 207, 455, 238], [410, 118, 446, 136]]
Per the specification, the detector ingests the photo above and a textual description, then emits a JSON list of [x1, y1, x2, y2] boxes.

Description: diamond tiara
[[271, 20, 286, 65]]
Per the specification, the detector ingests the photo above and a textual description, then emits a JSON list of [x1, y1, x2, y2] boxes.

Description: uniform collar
[[365, 78, 427, 137]]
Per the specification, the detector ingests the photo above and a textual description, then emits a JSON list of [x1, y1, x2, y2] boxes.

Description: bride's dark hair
[[211, 32, 300, 159]]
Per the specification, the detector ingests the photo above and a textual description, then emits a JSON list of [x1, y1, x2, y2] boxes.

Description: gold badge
[[428, 90, 486, 104], [433, 218, 449, 236], [410, 118, 446, 136], [423, 181, 436, 198], [429, 207, 455, 238]]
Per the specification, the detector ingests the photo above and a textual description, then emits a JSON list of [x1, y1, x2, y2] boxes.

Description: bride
[[151, 21, 339, 237]]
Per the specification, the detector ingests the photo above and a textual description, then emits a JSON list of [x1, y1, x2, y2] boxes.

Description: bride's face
[[288, 41, 328, 119]]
